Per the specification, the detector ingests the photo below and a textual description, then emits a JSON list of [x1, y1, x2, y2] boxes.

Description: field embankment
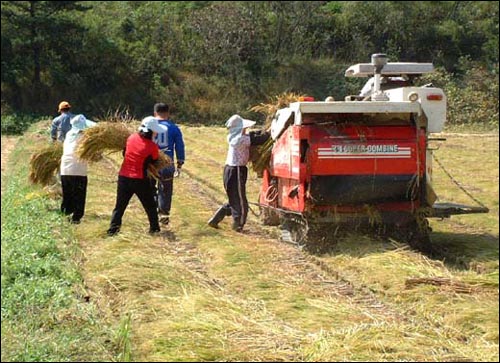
[[1, 123, 498, 362]]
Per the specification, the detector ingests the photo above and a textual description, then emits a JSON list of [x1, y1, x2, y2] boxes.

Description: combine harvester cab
[[259, 54, 489, 253]]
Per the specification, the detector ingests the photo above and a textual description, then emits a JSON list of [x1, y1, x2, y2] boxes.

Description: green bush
[[420, 61, 499, 129], [163, 72, 253, 125], [1, 114, 46, 135]]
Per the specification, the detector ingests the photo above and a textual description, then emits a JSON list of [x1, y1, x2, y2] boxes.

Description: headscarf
[[225, 114, 256, 144]]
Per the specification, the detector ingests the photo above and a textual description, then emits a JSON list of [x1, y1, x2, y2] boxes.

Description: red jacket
[[119, 133, 159, 179]]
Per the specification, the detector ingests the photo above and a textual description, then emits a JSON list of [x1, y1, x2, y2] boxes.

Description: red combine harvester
[[258, 54, 488, 253]]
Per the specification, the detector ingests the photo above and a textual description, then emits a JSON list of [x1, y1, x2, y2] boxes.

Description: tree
[[1, 1, 90, 112]]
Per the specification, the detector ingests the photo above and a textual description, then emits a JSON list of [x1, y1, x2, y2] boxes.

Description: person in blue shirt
[[152, 103, 185, 225], [51, 101, 74, 142]]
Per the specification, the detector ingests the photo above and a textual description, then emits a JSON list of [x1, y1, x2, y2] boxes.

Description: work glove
[[174, 161, 184, 178]]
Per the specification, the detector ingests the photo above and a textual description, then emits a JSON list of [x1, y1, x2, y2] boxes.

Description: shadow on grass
[[318, 230, 498, 272], [428, 231, 499, 271], [160, 229, 177, 242]]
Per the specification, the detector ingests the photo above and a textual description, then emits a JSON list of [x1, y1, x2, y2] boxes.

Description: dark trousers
[[109, 176, 160, 232], [61, 175, 88, 222], [151, 166, 174, 215], [223, 165, 248, 227]]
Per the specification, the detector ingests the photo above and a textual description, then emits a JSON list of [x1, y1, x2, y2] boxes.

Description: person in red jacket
[[107, 117, 167, 236]]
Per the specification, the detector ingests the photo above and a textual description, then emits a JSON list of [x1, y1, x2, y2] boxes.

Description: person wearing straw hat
[[107, 116, 168, 236], [60, 114, 96, 224], [51, 101, 74, 142], [207, 114, 269, 232]]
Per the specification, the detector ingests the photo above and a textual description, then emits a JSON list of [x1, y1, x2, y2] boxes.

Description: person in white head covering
[[207, 114, 269, 232], [107, 116, 167, 236], [60, 114, 96, 224]]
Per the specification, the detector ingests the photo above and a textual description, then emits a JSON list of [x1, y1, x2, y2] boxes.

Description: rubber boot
[[232, 220, 243, 233], [208, 206, 229, 228]]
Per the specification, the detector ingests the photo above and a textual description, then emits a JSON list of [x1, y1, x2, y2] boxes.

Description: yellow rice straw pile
[[405, 277, 478, 294], [249, 138, 274, 178], [148, 152, 172, 179], [248, 92, 305, 176], [76, 121, 134, 162], [250, 91, 306, 129], [29, 142, 63, 186], [76, 121, 172, 179]]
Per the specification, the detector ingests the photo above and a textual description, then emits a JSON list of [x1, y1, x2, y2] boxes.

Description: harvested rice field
[[1, 122, 498, 362]]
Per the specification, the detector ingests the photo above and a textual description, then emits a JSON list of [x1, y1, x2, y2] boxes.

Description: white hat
[[139, 116, 168, 133], [70, 114, 96, 130], [225, 114, 256, 129]]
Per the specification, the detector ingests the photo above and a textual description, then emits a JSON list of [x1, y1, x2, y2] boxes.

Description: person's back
[[152, 102, 185, 225], [208, 115, 270, 232], [59, 114, 96, 224], [51, 101, 74, 142], [120, 133, 159, 180], [154, 105, 185, 163], [107, 117, 167, 236], [225, 128, 251, 167], [61, 123, 90, 176]]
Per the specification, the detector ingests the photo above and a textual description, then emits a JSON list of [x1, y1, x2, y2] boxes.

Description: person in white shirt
[[59, 114, 96, 224], [208, 114, 269, 232]]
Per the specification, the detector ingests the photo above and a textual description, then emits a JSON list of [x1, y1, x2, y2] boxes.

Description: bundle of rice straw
[[248, 92, 305, 176], [76, 121, 172, 179], [76, 121, 134, 162], [250, 91, 306, 130], [249, 138, 274, 178], [148, 152, 173, 179], [29, 142, 63, 186]]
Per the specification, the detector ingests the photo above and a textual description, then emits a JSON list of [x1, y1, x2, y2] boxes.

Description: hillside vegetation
[[1, 1, 498, 129], [1, 122, 498, 361]]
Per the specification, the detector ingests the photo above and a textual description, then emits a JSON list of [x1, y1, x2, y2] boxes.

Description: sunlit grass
[[2, 123, 498, 362], [1, 127, 115, 362]]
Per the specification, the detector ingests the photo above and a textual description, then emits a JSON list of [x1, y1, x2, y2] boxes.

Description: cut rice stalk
[[29, 142, 63, 186], [77, 121, 135, 162], [248, 92, 305, 176], [148, 152, 173, 180]]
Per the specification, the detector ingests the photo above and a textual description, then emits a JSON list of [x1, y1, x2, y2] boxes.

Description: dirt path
[[1, 136, 18, 195]]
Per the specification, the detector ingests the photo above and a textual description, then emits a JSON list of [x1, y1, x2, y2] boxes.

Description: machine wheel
[[280, 214, 338, 254], [388, 216, 434, 254], [259, 206, 280, 226], [406, 218, 434, 254]]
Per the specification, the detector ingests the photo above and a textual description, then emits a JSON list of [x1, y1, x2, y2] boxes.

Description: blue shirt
[[154, 119, 185, 164], [51, 112, 74, 141]]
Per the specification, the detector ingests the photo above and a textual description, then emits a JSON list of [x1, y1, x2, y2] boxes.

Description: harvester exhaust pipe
[[371, 53, 389, 101]]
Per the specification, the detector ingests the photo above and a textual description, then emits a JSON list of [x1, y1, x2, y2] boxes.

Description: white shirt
[[60, 129, 88, 176], [225, 134, 251, 166]]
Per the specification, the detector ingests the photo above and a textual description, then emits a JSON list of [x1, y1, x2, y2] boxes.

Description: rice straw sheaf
[[249, 92, 305, 176], [405, 277, 480, 294], [76, 121, 134, 162], [249, 138, 275, 177], [148, 152, 173, 180], [76, 121, 172, 179], [249, 91, 306, 130], [29, 142, 63, 186]]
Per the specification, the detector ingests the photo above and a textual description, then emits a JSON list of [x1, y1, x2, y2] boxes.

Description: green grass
[[1, 130, 116, 361]]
